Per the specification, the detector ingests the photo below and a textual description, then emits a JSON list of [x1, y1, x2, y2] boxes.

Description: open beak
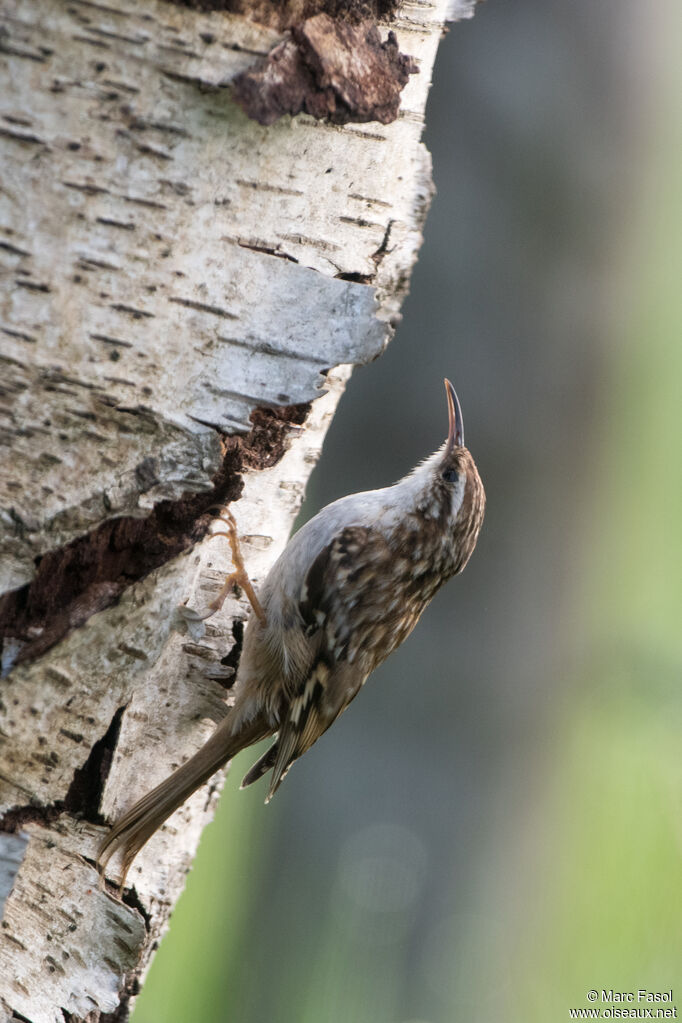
[[444, 378, 464, 452]]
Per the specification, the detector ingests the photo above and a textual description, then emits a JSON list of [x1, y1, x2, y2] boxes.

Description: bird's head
[[400, 379, 485, 575]]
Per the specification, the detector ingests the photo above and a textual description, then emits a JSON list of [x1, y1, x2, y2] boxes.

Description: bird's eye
[[442, 467, 459, 484]]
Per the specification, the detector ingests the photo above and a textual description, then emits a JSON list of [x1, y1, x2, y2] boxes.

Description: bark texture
[[232, 14, 419, 125], [0, 0, 476, 1019]]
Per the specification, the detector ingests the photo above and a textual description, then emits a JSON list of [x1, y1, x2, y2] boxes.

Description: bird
[[97, 379, 485, 885]]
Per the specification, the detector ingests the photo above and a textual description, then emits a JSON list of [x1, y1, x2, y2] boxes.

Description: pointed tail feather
[[240, 740, 279, 789], [98, 716, 268, 886], [265, 754, 295, 804], [239, 739, 296, 801]]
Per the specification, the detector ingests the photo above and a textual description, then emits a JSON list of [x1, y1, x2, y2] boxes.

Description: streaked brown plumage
[[98, 379, 485, 885]]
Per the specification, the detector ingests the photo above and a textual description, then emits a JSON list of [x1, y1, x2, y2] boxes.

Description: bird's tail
[[239, 740, 278, 789], [97, 716, 268, 887]]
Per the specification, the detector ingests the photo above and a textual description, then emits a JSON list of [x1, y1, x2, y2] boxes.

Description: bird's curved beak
[[444, 378, 464, 452]]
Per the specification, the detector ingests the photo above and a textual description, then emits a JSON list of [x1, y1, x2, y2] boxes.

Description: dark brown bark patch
[[0, 803, 63, 834], [0, 404, 309, 669], [166, 1, 400, 31], [232, 14, 418, 126]]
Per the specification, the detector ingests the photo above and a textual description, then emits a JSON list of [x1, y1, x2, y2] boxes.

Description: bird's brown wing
[[299, 523, 398, 666], [242, 525, 393, 800]]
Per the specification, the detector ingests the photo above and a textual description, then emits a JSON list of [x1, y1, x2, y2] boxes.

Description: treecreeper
[[98, 379, 486, 886]]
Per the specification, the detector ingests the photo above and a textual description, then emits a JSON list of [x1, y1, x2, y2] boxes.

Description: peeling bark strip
[[233, 13, 418, 126], [0, 405, 308, 670], [0, 0, 477, 1017]]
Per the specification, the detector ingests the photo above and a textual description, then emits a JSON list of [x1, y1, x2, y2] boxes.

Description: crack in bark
[[64, 707, 126, 824], [334, 270, 373, 284], [236, 239, 299, 263], [371, 217, 394, 268], [219, 617, 245, 688], [334, 220, 393, 285], [118, 886, 151, 931], [0, 705, 125, 834], [0, 403, 310, 669]]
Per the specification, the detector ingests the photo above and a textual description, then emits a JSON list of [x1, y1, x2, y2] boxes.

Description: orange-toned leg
[[204, 509, 266, 625]]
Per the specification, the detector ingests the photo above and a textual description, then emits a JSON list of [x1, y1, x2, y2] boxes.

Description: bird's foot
[[203, 508, 267, 626]]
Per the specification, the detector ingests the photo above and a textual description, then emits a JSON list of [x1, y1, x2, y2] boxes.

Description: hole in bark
[[119, 885, 151, 931], [219, 618, 245, 688], [335, 270, 373, 284], [64, 706, 126, 823], [0, 403, 309, 668]]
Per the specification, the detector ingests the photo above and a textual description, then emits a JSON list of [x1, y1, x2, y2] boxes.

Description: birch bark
[[0, 1, 475, 1018]]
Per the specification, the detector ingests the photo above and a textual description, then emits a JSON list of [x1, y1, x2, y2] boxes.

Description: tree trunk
[[0, 0, 475, 1019]]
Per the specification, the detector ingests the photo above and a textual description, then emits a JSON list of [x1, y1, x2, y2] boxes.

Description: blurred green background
[[133, 0, 682, 1020]]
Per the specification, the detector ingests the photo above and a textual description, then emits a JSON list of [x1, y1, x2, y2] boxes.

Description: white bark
[[0, 0, 476, 1019]]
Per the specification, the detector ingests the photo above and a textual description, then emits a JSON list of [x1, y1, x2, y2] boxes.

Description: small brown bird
[[98, 379, 485, 884]]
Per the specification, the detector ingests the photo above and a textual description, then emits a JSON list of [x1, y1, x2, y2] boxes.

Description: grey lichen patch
[[232, 14, 418, 126]]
